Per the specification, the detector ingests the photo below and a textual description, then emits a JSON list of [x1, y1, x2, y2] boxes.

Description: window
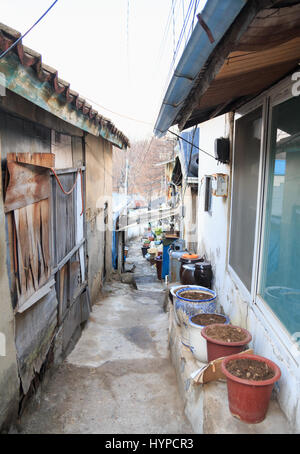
[[229, 107, 262, 292], [259, 96, 300, 335], [204, 176, 212, 213]]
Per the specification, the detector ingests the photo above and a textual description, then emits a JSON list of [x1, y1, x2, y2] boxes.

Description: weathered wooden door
[[4, 152, 55, 312]]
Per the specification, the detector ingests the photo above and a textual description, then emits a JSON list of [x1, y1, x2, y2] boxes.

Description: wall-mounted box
[[214, 137, 230, 164], [211, 173, 229, 197]]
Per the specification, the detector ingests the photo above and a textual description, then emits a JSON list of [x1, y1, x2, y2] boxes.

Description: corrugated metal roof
[[0, 23, 129, 150], [154, 0, 247, 137], [154, 0, 300, 134]]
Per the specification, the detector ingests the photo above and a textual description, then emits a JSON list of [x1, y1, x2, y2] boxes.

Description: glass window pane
[[260, 96, 300, 335], [230, 107, 262, 291]]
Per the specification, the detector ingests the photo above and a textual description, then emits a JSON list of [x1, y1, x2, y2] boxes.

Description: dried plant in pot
[[221, 353, 281, 424], [188, 313, 230, 363], [201, 323, 252, 362]]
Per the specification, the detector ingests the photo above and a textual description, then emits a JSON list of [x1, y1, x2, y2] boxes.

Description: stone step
[[168, 299, 292, 434]]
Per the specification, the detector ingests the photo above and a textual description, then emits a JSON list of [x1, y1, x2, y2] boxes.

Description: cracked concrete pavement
[[16, 239, 193, 434]]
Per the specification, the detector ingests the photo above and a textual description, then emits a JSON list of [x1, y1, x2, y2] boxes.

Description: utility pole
[[125, 157, 129, 202], [124, 156, 129, 242]]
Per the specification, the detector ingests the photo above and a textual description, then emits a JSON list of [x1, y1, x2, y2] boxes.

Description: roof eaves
[[154, 0, 247, 138], [0, 23, 129, 150]]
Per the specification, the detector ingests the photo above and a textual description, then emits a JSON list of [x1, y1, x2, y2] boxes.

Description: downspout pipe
[[154, 0, 247, 138]]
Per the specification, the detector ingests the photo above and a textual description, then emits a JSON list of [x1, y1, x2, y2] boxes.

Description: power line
[[81, 95, 153, 126], [0, 0, 59, 61], [126, 0, 131, 85], [167, 129, 216, 160], [156, 0, 178, 67]]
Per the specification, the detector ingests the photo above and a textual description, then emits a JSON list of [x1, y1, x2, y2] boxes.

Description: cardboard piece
[[191, 349, 254, 384]]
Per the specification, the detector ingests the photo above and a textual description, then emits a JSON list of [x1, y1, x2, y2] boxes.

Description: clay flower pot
[[188, 313, 229, 363], [221, 353, 281, 424], [201, 323, 252, 362]]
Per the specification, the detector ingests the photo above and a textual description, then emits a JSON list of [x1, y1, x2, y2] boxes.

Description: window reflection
[[261, 96, 300, 335]]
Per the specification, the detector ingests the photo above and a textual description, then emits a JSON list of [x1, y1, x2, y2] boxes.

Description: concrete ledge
[[168, 300, 292, 434]]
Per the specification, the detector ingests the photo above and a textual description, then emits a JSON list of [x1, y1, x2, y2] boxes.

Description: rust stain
[[7, 152, 55, 169], [4, 161, 51, 213]]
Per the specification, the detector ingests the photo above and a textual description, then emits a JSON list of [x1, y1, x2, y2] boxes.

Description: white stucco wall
[[196, 114, 300, 433]]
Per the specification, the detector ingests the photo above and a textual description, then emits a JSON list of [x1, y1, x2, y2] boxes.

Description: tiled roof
[[0, 23, 129, 149]]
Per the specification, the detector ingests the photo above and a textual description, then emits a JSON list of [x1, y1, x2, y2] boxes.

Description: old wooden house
[[0, 23, 129, 431]]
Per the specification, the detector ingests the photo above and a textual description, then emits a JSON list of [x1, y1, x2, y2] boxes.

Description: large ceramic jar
[[194, 262, 212, 289], [181, 264, 196, 285], [174, 286, 217, 346], [188, 313, 229, 363], [179, 254, 202, 281]]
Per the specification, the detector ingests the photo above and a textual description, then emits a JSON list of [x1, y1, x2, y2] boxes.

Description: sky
[[1, 0, 207, 141]]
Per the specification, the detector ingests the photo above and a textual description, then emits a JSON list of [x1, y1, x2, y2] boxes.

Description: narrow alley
[[15, 239, 193, 434], [1, 0, 300, 437]]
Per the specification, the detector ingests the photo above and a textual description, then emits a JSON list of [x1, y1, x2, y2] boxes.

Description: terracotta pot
[[221, 353, 281, 424], [201, 323, 252, 362]]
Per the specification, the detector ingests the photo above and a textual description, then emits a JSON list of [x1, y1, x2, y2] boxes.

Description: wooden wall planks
[[4, 162, 51, 213], [13, 199, 51, 308], [54, 172, 76, 264], [7, 152, 55, 168]]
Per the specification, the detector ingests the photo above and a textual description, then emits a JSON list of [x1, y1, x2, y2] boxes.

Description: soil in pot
[[191, 313, 227, 326], [225, 358, 275, 381], [202, 324, 252, 362], [221, 353, 281, 424], [179, 290, 213, 301], [204, 325, 247, 343]]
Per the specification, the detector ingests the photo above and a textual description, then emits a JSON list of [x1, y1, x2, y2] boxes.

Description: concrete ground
[[15, 239, 193, 434]]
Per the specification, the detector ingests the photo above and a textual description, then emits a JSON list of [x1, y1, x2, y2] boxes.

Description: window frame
[[254, 76, 300, 371], [227, 93, 268, 303], [228, 74, 300, 371]]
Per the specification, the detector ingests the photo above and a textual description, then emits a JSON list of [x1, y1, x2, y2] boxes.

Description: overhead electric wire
[[156, 0, 178, 67], [162, 0, 197, 98], [185, 0, 201, 41], [172, 0, 194, 63], [167, 129, 216, 160], [0, 0, 59, 61], [176, 0, 195, 57], [172, 0, 177, 60], [126, 0, 131, 85]]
